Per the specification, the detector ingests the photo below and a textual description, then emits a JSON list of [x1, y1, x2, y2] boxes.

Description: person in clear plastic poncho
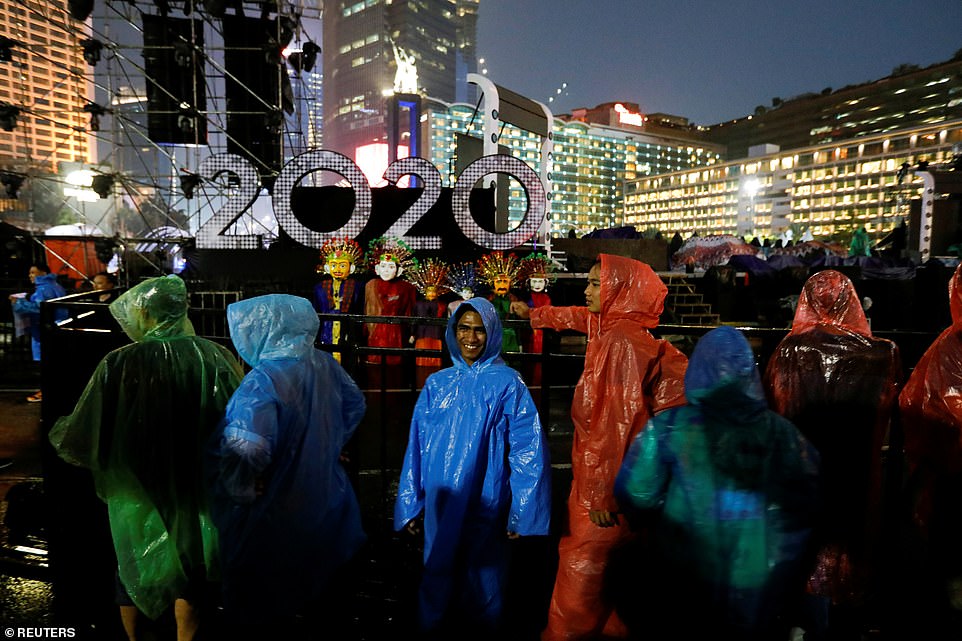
[[395, 297, 551, 637], [897, 263, 962, 636], [518, 254, 689, 640], [49, 275, 244, 641], [207, 294, 366, 633], [615, 326, 820, 640], [764, 269, 901, 638]]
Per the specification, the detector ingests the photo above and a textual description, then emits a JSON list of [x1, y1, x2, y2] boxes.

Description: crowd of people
[[26, 251, 962, 640]]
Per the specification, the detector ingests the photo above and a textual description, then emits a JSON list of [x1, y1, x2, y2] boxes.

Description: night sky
[[477, 0, 962, 125]]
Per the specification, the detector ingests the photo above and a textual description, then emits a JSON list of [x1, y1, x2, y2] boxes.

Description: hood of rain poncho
[[445, 297, 504, 370], [228, 294, 319, 367], [685, 326, 767, 421], [790, 269, 871, 336], [598, 253, 666, 331], [110, 275, 194, 342]]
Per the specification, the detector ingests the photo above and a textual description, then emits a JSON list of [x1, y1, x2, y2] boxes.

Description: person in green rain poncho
[[49, 275, 244, 641]]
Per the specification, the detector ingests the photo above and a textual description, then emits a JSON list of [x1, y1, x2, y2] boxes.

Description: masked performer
[[313, 237, 364, 361], [478, 251, 522, 354], [405, 259, 451, 369], [364, 237, 417, 365], [446, 262, 478, 317]]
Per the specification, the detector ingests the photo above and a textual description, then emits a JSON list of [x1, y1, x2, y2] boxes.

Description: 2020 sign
[[195, 150, 547, 251]]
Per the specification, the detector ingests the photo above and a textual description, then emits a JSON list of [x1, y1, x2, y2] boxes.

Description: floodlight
[[1, 172, 24, 199], [91, 174, 114, 199], [81, 38, 103, 66], [0, 103, 21, 131], [179, 172, 202, 199], [301, 41, 320, 72]]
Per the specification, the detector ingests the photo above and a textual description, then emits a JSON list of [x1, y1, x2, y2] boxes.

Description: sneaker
[[26, 391, 42, 403]]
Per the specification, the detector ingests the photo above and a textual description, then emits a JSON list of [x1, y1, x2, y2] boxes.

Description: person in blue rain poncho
[[207, 294, 366, 634], [614, 326, 820, 640], [49, 275, 244, 641], [395, 297, 551, 637]]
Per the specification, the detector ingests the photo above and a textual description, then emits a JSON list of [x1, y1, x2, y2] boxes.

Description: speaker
[[223, 15, 288, 180], [143, 15, 207, 145]]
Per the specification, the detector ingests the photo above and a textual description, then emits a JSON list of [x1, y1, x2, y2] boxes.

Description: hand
[[509, 301, 530, 319], [405, 515, 423, 536], [506, 531, 520, 540], [588, 510, 619, 528]]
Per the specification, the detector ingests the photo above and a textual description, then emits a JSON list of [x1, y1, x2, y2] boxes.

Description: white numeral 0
[[451, 154, 547, 250]]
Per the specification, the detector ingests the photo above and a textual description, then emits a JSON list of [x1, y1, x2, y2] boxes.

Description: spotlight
[[265, 109, 284, 134], [179, 172, 202, 199], [177, 106, 198, 134], [153, 0, 171, 15], [287, 51, 303, 74], [201, 0, 226, 17], [1, 172, 24, 199], [91, 174, 114, 199], [301, 41, 320, 72], [81, 38, 103, 66], [0, 36, 19, 63], [83, 102, 106, 131], [173, 40, 192, 67], [67, 0, 94, 21], [0, 103, 21, 131]]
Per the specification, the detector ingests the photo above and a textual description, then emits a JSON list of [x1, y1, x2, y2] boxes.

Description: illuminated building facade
[[423, 101, 723, 236], [322, 0, 475, 163], [624, 120, 962, 239], [706, 57, 962, 159], [0, 1, 91, 176]]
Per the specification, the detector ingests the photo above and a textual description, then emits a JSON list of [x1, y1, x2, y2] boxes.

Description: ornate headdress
[[477, 251, 521, 288], [317, 237, 363, 274], [404, 259, 452, 296], [519, 252, 556, 281], [365, 236, 418, 273], [446, 262, 478, 295]]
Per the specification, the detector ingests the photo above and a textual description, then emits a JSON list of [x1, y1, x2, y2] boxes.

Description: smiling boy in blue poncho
[[395, 297, 551, 637]]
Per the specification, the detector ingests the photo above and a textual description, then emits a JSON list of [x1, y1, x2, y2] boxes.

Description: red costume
[[764, 269, 901, 605], [365, 277, 416, 365], [532, 254, 688, 641]]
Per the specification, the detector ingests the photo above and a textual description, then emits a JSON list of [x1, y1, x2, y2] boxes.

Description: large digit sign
[[195, 150, 546, 250]]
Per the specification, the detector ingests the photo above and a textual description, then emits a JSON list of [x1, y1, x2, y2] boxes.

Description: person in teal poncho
[[49, 275, 244, 641], [395, 297, 551, 637], [207, 294, 367, 636], [614, 326, 820, 640], [849, 226, 871, 257]]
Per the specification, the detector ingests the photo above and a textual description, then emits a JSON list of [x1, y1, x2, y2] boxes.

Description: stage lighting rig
[[91, 174, 115, 199], [179, 172, 202, 199], [81, 38, 103, 66], [0, 103, 21, 131], [83, 102, 107, 131], [1, 172, 24, 199]]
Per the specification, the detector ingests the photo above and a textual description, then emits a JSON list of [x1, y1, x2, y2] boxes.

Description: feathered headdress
[[405, 259, 451, 296], [446, 262, 478, 295], [365, 236, 418, 274], [317, 237, 363, 274], [477, 251, 521, 287], [519, 252, 556, 281]]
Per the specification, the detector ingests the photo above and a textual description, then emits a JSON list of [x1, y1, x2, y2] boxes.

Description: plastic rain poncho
[[531, 254, 688, 641], [208, 294, 366, 622], [899, 263, 962, 575], [764, 269, 901, 603], [49, 275, 243, 619], [615, 326, 820, 638], [12, 272, 66, 360], [395, 297, 551, 632]]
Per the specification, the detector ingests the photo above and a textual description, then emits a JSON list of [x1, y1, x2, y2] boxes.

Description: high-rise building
[[705, 57, 962, 159], [424, 100, 723, 236], [0, 0, 91, 213], [322, 0, 474, 162]]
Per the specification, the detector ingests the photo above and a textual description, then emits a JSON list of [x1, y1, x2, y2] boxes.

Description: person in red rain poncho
[[515, 254, 688, 640], [764, 269, 901, 639], [897, 263, 962, 635]]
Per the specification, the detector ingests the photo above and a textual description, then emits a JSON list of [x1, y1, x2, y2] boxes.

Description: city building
[[624, 119, 962, 240], [423, 99, 723, 236], [322, 0, 477, 168], [0, 0, 92, 216], [705, 56, 962, 160]]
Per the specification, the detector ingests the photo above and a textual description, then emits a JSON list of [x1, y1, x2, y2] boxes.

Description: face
[[93, 275, 114, 291], [458, 287, 474, 300], [326, 257, 353, 280], [456, 310, 487, 366], [28, 266, 44, 283], [585, 264, 602, 313], [375, 259, 399, 281], [529, 276, 547, 292], [493, 274, 511, 296], [424, 286, 438, 301]]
